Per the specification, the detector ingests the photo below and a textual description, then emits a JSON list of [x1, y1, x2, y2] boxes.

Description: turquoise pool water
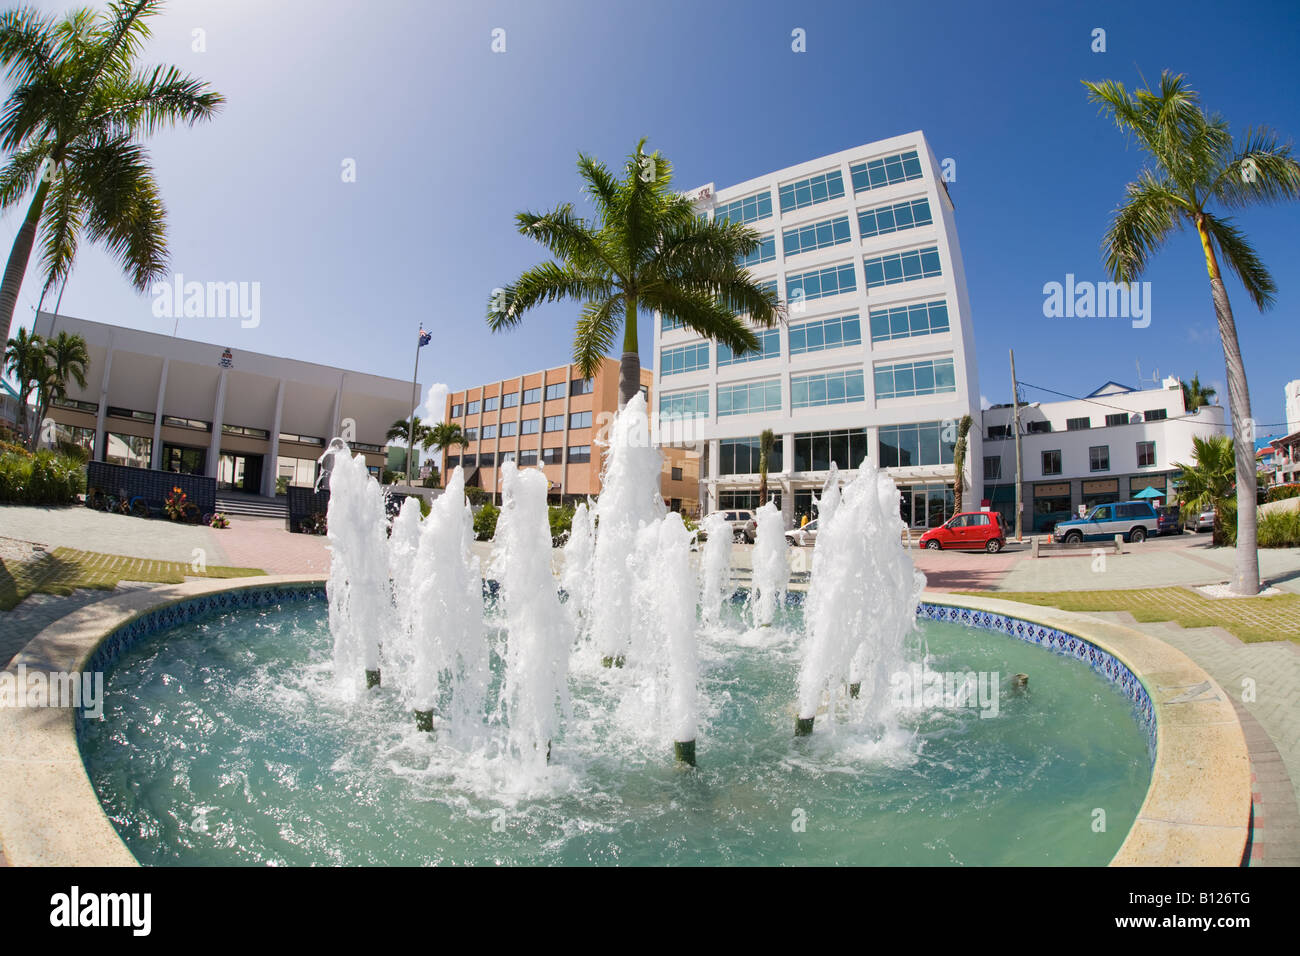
[[80, 601, 1151, 865]]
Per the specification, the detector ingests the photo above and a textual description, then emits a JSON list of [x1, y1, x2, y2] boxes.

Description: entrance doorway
[[217, 453, 264, 493], [900, 482, 955, 529]]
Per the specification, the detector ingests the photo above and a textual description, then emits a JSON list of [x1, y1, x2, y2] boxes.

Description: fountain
[[79, 398, 1158, 865], [749, 500, 789, 628], [795, 460, 926, 736]]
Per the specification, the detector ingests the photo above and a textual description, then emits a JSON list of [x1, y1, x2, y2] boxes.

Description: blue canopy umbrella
[[1132, 486, 1164, 499]]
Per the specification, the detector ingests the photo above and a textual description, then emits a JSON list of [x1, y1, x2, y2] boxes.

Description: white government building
[[651, 132, 982, 528], [980, 377, 1228, 533], [32, 312, 415, 496]]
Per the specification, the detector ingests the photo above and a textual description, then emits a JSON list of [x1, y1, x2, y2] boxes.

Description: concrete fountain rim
[[0, 575, 1250, 867]]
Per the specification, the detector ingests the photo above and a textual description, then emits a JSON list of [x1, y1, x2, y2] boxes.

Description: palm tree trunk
[[0, 178, 52, 351], [618, 295, 640, 409], [1197, 215, 1260, 595]]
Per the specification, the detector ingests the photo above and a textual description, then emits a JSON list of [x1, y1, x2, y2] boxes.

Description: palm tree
[[0, 1, 225, 348], [30, 330, 88, 448], [386, 415, 431, 478], [1173, 434, 1236, 545], [757, 428, 776, 507], [423, 420, 468, 484], [1181, 372, 1217, 412], [951, 414, 973, 513], [3, 326, 42, 441], [487, 139, 781, 408], [1084, 71, 1300, 595]]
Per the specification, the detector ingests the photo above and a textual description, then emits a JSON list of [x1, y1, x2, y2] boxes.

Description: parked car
[[1156, 506, 1184, 536], [705, 509, 757, 543], [1192, 507, 1216, 533], [918, 511, 1006, 553], [1053, 500, 1159, 544], [785, 518, 819, 547]]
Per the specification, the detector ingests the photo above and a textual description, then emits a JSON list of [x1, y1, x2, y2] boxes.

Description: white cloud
[[979, 394, 992, 410], [420, 382, 448, 421]]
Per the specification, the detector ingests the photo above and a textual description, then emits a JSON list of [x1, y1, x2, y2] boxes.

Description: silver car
[[785, 518, 819, 547], [704, 509, 757, 543], [1192, 508, 1215, 533]]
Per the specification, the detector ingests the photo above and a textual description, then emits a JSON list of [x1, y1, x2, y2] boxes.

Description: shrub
[[418, 495, 431, 519], [1258, 510, 1300, 548], [548, 504, 574, 539], [208, 512, 231, 529], [1266, 483, 1300, 503], [473, 502, 499, 540], [0, 449, 85, 504], [275, 475, 289, 495], [465, 487, 489, 508]]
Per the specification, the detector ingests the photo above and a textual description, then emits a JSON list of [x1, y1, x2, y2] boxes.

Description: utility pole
[[1010, 349, 1023, 542]]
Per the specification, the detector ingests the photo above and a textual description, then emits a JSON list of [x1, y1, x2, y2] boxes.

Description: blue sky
[[6, 0, 1299, 434]]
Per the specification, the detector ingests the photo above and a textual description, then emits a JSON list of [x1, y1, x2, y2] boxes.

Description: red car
[[919, 511, 1006, 553]]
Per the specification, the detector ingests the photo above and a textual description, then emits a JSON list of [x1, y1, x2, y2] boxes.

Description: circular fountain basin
[[0, 578, 1251, 867]]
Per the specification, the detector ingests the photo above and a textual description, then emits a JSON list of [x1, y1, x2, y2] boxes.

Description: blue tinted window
[[660, 341, 710, 376], [779, 170, 845, 213], [863, 246, 942, 289], [713, 191, 773, 225], [786, 263, 856, 303], [790, 369, 866, 409], [788, 314, 862, 356], [659, 388, 709, 419], [783, 215, 852, 257], [849, 149, 924, 193], [857, 197, 932, 238], [717, 328, 780, 367], [873, 358, 956, 400], [868, 299, 949, 342], [717, 379, 781, 417]]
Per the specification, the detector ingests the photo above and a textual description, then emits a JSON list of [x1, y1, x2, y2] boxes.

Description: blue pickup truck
[[1052, 500, 1160, 544]]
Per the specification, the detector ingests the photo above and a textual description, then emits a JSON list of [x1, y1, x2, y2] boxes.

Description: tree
[[757, 428, 776, 507], [423, 420, 468, 485], [0, 1, 225, 348], [30, 330, 87, 449], [1173, 434, 1236, 545], [487, 139, 781, 409], [1181, 372, 1217, 412], [951, 414, 973, 513], [387, 415, 431, 448], [3, 326, 42, 441], [1084, 70, 1300, 595]]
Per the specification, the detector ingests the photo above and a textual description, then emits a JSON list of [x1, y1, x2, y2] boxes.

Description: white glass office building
[[652, 132, 981, 529]]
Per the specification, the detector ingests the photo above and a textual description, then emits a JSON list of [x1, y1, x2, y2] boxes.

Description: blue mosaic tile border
[[76, 583, 327, 740], [918, 601, 1156, 759], [74, 583, 1155, 761]]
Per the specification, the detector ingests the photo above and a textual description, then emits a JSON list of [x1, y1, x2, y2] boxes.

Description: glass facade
[[779, 170, 845, 213], [793, 429, 868, 472], [856, 197, 932, 238], [570, 410, 592, 429], [661, 341, 710, 376], [788, 314, 861, 355], [791, 369, 866, 409], [501, 421, 518, 437], [878, 421, 956, 467], [873, 357, 956, 400], [543, 415, 565, 432], [849, 149, 923, 193], [738, 234, 776, 267], [716, 328, 780, 367], [522, 418, 540, 435], [105, 433, 152, 468], [545, 383, 566, 401], [523, 387, 541, 404], [786, 262, 856, 303], [483, 396, 498, 412], [863, 246, 942, 288], [713, 191, 773, 225], [717, 379, 781, 417], [659, 388, 709, 419], [719, 436, 782, 475], [868, 299, 949, 342], [502, 392, 519, 408], [570, 378, 594, 396], [782, 215, 851, 257], [568, 445, 591, 464]]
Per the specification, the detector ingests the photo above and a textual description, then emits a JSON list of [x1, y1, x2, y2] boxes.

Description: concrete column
[[149, 358, 169, 470], [263, 378, 285, 496], [92, 331, 115, 461], [560, 364, 573, 498], [206, 369, 228, 479]]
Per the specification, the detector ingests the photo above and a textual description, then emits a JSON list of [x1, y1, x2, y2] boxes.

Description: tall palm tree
[[1181, 372, 1217, 412], [487, 139, 781, 408], [1173, 434, 1236, 545], [0, 1, 225, 348], [951, 413, 973, 513], [3, 326, 42, 441], [423, 420, 468, 484], [30, 330, 88, 448], [757, 428, 775, 506], [1084, 70, 1300, 595]]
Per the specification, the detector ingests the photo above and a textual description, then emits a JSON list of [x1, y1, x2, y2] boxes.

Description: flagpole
[[406, 329, 422, 488]]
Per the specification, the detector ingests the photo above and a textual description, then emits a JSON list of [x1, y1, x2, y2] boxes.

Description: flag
[[418, 327, 432, 347]]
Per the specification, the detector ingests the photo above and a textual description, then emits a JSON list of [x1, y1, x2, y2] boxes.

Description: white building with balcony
[[980, 377, 1228, 533], [651, 132, 981, 529]]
